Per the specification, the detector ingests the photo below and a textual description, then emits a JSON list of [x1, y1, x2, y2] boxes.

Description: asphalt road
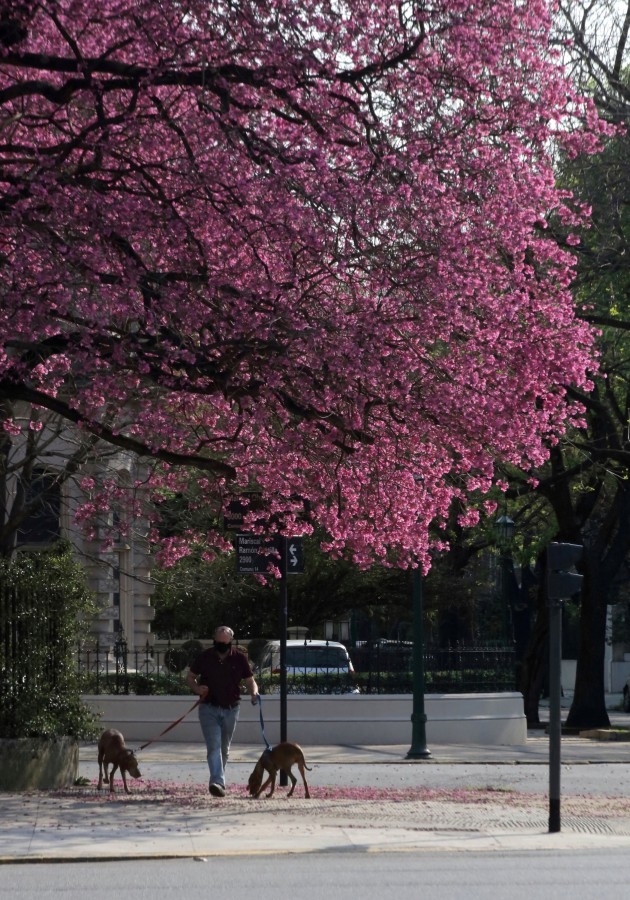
[[3, 849, 630, 900]]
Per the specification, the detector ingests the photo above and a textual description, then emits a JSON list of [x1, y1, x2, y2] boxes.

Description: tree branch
[[0, 382, 237, 479]]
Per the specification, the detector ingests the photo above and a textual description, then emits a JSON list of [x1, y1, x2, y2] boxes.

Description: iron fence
[[348, 643, 517, 694], [77, 639, 516, 695], [77, 638, 196, 695]]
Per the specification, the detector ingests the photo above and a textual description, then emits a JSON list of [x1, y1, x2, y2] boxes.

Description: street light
[[407, 472, 431, 760], [406, 566, 432, 759], [495, 514, 515, 546]]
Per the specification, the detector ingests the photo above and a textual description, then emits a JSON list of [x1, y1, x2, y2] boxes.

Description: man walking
[[186, 626, 259, 796]]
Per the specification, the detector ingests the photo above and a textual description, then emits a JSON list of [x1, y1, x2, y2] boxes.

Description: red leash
[[136, 698, 201, 751]]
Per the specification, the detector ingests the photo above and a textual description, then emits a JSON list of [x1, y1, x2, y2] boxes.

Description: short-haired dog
[[97, 728, 142, 794], [247, 741, 311, 799]]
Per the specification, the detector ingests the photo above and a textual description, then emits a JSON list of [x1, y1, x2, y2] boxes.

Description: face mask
[[214, 641, 231, 653]]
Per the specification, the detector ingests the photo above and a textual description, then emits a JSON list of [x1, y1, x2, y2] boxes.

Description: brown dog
[[247, 741, 311, 799], [97, 729, 142, 794]]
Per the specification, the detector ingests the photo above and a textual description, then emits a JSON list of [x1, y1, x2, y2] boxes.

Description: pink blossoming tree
[[0, 0, 601, 568]]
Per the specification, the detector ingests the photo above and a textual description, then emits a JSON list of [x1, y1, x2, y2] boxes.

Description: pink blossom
[[0, 0, 604, 568]]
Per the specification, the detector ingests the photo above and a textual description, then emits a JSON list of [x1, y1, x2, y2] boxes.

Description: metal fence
[[76, 639, 516, 695], [77, 637, 196, 696], [350, 643, 517, 694]]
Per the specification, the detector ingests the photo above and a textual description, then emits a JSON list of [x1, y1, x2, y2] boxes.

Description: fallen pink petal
[[44, 780, 630, 818]]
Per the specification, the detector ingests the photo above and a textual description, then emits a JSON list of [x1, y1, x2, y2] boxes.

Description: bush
[[0, 544, 100, 739], [247, 638, 269, 668], [163, 639, 203, 673], [80, 671, 191, 696]]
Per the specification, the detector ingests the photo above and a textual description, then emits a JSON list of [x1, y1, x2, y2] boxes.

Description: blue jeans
[[198, 703, 240, 788]]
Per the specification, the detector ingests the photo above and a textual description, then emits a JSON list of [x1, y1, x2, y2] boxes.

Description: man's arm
[[244, 675, 259, 704], [186, 669, 209, 700]]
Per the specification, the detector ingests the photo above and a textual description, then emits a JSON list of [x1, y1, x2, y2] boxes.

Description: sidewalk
[[2, 700, 630, 862]]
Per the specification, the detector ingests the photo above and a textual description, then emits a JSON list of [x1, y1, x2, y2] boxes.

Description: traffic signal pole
[[548, 593, 563, 833], [546, 542, 583, 834]]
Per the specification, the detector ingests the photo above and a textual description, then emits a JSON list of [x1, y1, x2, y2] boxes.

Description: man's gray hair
[[215, 625, 234, 639]]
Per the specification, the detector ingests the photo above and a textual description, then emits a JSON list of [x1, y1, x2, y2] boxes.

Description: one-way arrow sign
[[287, 537, 304, 575]]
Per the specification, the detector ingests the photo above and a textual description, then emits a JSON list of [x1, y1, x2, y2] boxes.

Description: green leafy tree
[[500, 0, 630, 727], [152, 532, 418, 642], [152, 552, 277, 639]]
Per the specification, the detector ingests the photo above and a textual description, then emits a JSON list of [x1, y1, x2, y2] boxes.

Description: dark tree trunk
[[520, 579, 548, 728], [565, 562, 610, 729]]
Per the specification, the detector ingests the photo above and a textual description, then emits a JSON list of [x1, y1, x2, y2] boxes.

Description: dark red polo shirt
[[190, 646, 253, 707]]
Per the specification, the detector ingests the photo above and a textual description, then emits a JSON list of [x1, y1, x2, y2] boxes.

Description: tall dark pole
[[546, 542, 583, 834], [279, 536, 288, 785], [406, 567, 431, 759], [548, 595, 562, 832]]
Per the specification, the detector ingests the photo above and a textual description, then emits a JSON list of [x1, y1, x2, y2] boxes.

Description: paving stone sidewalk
[[3, 729, 630, 861]]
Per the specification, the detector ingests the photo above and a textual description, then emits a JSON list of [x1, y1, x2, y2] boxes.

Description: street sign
[[235, 534, 305, 575], [235, 533, 279, 574], [224, 494, 263, 531], [286, 537, 304, 575]]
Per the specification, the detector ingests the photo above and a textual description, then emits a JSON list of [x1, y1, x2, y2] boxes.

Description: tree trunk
[[520, 580, 548, 728], [565, 564, 610, 730]]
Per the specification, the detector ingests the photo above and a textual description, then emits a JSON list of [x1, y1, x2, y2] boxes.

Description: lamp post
[[113, 624, 129, 695], [495, 514, 515, 645], [406, 566, 432, 759]]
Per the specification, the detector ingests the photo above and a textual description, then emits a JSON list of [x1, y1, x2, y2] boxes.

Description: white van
[[258, 639, 355, 675]]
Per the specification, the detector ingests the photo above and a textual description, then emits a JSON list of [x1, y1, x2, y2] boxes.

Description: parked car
[[352, 639, 414, 673], [258, 639, 355, 675]]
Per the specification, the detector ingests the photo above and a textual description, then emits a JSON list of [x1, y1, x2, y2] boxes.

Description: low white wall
[[562, 658, 629, 694], [561, 659, 577, 692], [83, 692, 527, 746], [610, 660, 630, 693]]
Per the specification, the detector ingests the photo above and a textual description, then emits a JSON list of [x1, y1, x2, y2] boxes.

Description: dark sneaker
[[209, 783, 226, 797]]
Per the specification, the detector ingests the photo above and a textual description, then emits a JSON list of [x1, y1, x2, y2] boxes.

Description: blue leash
[[255, 695, 272, 751]]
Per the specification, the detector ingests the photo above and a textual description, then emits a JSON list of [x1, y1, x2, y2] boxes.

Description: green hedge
[[0, 545, 100, 739], [79, 671, 191, 696]]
